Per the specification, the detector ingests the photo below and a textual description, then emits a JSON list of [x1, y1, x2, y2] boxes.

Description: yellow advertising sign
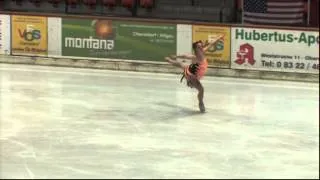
[[11, 15, 47, 56], [192, 25, 231, 68]]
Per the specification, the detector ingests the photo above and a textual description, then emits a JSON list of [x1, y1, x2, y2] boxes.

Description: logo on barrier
[[192, 25, 231, 68], [64, 20, 115, 50], [235, 43, 255, 65], [18, 24, 41, 41], [11, 15, 48, 55], [94, 20, 115, 39]]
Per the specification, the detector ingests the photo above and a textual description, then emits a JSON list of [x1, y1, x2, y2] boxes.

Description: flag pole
[[307, 0, 310, 26], [241, 0, 244, 24]]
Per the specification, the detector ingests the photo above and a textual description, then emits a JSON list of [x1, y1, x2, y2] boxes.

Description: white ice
[[0, 64, 319, 179]]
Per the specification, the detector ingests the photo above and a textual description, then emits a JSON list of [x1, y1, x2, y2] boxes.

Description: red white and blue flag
[[243, 0, 306, 25]]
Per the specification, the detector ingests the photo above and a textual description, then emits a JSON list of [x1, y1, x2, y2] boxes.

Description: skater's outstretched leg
[[165, 57, 186, 70]]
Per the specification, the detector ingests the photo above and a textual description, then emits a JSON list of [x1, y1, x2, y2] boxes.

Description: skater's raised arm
[[202, 35, 224, 53]]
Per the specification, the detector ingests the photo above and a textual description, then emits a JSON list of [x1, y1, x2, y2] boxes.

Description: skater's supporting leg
[[189, 76, 205, 112]]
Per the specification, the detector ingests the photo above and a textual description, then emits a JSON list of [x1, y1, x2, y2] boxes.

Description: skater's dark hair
[[192, 41, 202, 52]]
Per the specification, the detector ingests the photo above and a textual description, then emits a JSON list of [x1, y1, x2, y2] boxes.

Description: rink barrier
[[0, 55, 318, 83], [0, 12, 319, 82]]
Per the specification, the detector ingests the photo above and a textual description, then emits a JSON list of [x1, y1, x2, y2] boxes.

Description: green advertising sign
[[61, 19, 177, 61]]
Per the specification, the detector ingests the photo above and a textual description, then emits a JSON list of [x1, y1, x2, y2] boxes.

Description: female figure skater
[[165, 35, 224, 113]]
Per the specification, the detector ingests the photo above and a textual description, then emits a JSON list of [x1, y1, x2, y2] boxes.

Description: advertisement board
[[231, 27, 319, 74], [0, 14, 11, 55], [192, 25, 231, 68], [61, 19, 177, 62], [11, 15, 48, 56]]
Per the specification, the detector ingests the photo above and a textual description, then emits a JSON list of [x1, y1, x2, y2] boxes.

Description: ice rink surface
[[0, 64, 319, 179]]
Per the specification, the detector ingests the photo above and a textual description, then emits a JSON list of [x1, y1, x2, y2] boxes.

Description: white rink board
[[0, 14, 11, 55], [176, 24, 192, 55], [48, 17, 62, 57], [231, 27, 319, 74]]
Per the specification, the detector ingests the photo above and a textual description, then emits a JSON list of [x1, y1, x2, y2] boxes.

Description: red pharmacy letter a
[[235, 43, 255, 65]]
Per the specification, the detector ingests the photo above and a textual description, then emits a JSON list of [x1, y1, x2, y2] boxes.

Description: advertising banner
[[192, 25, 231, 68], [231, 27, 319, 74], [11, 15, 48, 56], [61, 19, 177, 62], [0, 14, 11, 55]]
